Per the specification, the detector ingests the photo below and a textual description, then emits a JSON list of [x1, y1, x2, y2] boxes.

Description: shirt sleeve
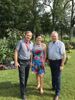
[[31, 42, 34, 50], [16, 40, 21, 51], [60, 43, 66, 55]]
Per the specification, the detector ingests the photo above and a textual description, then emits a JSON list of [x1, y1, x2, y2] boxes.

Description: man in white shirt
[[48, 31, 66, 100]]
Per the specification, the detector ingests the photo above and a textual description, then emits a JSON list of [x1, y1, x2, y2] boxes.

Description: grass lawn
[[0, 50, 75, 100]]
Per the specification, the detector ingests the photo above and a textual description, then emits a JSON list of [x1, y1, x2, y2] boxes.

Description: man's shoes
[[54, 95, 59, 100], [21, 95, 27, 100]]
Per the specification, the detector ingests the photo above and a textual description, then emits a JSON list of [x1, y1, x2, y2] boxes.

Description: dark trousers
[[49, 59, 62, 96], [18, 59, 30, 97]]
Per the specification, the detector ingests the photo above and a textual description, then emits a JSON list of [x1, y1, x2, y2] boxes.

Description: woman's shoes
[[40, 88, 44, 94], [36, 84, 40, 89], [36, 85, 44, 94]]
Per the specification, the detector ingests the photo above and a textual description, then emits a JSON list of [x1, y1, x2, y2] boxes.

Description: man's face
[[51, 33, 58, 41], [25, 32, 32, 41]]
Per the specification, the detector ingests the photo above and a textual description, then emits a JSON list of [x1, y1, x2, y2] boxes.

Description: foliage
[[62, 34, 69, 40], [40, 13, 52, 33], [0, 0, 75, 63], [0, 29, 25, 63], [0, 0, 74, 38], [0, 38, 9, 63], [7, 29, 22, 50]]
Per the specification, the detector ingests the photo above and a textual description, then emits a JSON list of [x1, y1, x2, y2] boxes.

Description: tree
[[0, 0, 74, 38], [0, 0, 16, 37], [40, 0, 74, 38], [40, 13, 52, 34]]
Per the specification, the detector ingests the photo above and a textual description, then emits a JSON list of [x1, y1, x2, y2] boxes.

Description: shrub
[[62, 34, 69, 40], [0, 29, 25, 64], [69, 42, 75, 49], [0, 38, 9, 64]]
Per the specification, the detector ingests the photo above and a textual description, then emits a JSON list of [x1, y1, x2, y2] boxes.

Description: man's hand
[[15, 62, 20, 68], [30, 62, 34, 67], [60, 65, 64, 71]]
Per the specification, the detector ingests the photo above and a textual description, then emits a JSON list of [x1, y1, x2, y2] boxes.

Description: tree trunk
[[70, 0, 74, 41]]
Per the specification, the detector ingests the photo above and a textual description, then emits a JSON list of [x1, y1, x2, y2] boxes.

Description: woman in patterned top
[[31, 34, 46, 94]]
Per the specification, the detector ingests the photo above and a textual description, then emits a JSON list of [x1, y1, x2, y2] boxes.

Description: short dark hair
[[35, 34, 42, 38]]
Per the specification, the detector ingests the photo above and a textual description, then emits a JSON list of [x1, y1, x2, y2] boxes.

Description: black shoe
[[21, 95, 25, 100], [53, 95, 59, 100]]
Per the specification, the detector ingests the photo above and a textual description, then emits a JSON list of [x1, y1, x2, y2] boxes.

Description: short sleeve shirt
[[48, 40, 65, 60], [16, 39, 33, 60]]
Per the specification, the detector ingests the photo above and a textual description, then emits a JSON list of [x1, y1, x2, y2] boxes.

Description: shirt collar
[[52, 40, 59, 44], [24, 39, 31, 44]]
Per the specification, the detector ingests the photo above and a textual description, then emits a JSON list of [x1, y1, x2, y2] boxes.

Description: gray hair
[[51, 31, 58, 37], [25, 31, 32, 35]]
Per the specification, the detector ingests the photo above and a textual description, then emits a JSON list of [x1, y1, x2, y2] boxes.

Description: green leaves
[[0, 38, 8, 63]]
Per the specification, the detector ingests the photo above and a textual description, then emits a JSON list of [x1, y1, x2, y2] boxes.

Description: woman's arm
[[30, 52, 34, 67], [14, 49, 20, 68], [43, 45, 47, 62]]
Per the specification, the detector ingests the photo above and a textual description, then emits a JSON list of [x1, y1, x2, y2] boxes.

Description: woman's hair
[[35, 34, 45, 43], [35, 34, 42, 38]]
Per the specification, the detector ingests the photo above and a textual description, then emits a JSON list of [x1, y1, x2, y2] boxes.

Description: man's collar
[[53, 41, 56, 44], [24, 39, 31, 44], [52, 40, 59, 44]]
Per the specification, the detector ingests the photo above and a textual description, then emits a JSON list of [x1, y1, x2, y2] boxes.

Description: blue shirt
[[16, 39, 33, 60], [48, 40, 65, 60]]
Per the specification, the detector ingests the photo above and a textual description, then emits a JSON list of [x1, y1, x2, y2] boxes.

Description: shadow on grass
[[0, 82, 55, 99], [0, 81, 20, 99], [26, 84, 55, 98]]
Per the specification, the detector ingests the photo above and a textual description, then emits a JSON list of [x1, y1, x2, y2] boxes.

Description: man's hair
[[25, 31, 32, 35], [51, 31, 58, 37]]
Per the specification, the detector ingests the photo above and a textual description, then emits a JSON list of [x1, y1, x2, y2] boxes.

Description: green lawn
[[0, 50, 75, 100]]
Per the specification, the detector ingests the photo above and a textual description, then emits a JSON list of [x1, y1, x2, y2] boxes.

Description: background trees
[[0, 0, 75, 64], [0, 0, 75, 38]]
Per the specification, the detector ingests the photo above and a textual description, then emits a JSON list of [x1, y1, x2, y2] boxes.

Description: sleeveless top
[[32, 44, 45, 74]]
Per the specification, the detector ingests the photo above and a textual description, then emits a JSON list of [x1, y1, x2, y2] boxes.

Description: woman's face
[[36, 36, 42, 44]]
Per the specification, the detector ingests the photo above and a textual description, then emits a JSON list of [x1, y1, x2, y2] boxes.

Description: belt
[[18, 59, 30, 62], [49, 59, 62, 61]]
